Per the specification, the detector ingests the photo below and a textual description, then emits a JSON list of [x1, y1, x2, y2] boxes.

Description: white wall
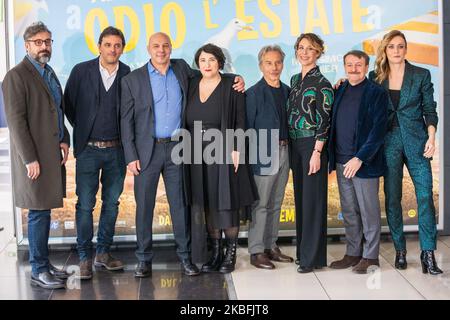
[[0, 0, 7, 80]]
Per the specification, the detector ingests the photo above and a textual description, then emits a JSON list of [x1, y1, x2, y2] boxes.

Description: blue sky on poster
[[13, 0, 439, 89]]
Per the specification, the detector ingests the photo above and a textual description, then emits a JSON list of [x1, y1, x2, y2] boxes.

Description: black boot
[[421, 250, 443, 275], [395, 250, 407, 270], [219, 238, 237, 273], [201, 239, 223, 273]]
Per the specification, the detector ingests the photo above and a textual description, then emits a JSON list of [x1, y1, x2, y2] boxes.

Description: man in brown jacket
[[2, 22, 70, 290]]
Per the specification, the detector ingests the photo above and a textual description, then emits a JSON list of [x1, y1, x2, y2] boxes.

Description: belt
[[87, 139, 120, 148], [279, 139, 289, 146], [155, 137, 173, 144]]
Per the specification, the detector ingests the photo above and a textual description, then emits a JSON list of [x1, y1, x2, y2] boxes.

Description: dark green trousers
[[384, 128, 437, 251]]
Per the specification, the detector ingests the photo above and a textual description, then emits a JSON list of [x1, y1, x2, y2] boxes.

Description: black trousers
[[290, 137, 328, 268]]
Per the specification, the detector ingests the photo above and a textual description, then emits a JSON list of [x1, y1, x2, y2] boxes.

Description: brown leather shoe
[[352, 258, 380, 274], [250, 253, 275, 270], [79, 260, 93, 280], [265, 247, 294, 263], [329, 255, 362, 269], [94, 253, 124, 271]]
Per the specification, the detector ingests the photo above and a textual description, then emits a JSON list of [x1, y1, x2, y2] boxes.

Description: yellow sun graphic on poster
[[408, 210, 417, 218]]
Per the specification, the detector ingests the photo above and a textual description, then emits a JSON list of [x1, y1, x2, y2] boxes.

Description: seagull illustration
[[14, 0, 48, 38], [194, 18, 252, 73]]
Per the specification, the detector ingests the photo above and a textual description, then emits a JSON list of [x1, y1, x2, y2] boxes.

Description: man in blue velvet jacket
[[328, 50, 388, 274]]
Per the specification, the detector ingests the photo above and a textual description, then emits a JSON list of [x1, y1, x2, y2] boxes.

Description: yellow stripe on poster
[[363, 40, 438, 66], [390, 21, 438, 34]]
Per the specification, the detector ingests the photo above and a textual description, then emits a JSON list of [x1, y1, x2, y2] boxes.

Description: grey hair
[[23, 21, 52, 41], [258, 45, 286, 65]]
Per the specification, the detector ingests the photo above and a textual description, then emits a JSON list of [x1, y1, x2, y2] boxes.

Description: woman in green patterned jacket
[[287, 33, 334, 273], [370, 30, 442, 275]]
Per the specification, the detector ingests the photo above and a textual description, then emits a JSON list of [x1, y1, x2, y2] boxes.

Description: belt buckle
[[98, 141, 107, 149]]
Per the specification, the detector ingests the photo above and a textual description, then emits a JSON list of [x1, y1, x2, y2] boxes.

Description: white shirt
[[99, 60, 119, 91]]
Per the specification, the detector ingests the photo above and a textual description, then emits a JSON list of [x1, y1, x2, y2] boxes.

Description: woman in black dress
[[184, 44, 257, 273]]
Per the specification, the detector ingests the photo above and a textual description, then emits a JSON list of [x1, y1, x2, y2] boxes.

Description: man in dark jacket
[[328, 50, 388, 274], [64, 27, 130, 280], [3, 22, 70, 289], [246, 45, 293, 270]]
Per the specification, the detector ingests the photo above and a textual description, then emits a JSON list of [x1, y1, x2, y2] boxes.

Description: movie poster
[[8, 0, 441, 241]]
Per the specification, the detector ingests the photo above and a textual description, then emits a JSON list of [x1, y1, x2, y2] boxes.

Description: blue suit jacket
[[64, 57, 131, 157], [328, 79, 388, 178], [369, 61, 437, 159], [245, 78, 290, 176]]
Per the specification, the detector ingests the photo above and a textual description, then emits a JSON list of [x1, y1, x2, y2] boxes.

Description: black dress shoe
[[135, 262, 152, 278], [30, 272, 65, 290], [297, 266, 313, 274], [181, 260, 200, 276], [49, 264, 69, 279]]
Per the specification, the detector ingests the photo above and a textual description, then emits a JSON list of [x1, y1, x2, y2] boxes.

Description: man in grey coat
[[2, 22, 70, 289]]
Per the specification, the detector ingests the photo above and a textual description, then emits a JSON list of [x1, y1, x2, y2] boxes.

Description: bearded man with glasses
[[2, 21, 70, 290]]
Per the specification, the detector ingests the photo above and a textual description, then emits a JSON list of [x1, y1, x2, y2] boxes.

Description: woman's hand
[[423, 137, 436, 158], [333, 78, 346, 90], [308, 151, 321, 175], [232, 151, 240, 173], [233, 76, 245, 93]]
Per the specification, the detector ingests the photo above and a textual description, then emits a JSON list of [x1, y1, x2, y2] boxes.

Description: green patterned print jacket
[[287, 66, 334, 141]]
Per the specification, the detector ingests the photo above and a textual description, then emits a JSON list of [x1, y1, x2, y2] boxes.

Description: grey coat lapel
[[23, 57, 55, 107], [140, 63, 154, 111]]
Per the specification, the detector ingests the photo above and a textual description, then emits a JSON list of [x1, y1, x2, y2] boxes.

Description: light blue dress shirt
[[147, 62, 183, 139]]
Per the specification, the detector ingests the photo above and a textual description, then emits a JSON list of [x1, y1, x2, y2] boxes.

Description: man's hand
[[60, 143, 69, 165], [26, 161, 40, 180], [231, 151, 240, 173], [127, 160, 141, 176], [343, 157, 363, 179], [232, 76, 245, 93]]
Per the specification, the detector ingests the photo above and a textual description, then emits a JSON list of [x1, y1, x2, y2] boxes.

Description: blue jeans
[[75, 146, 126, 261], [28, 209, 51, 276]]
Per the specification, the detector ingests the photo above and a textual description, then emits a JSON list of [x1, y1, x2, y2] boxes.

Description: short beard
[[30, 52, 51, 65], [37, 55, 50, 64]]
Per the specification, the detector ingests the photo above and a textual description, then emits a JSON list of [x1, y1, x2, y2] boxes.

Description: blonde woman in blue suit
[[369, 30, 442, 275]]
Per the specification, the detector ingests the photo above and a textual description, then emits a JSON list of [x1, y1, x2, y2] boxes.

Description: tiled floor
[[232, 235, 450, 300], [1, 235, 449, 300], [0, 243, 228, 300]]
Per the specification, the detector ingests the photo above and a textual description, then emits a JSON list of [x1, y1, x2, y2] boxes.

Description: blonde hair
[[374, 30, 407, 84]]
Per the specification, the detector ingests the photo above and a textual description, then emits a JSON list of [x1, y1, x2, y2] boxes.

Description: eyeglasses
[[26, 39, 53, 47]]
